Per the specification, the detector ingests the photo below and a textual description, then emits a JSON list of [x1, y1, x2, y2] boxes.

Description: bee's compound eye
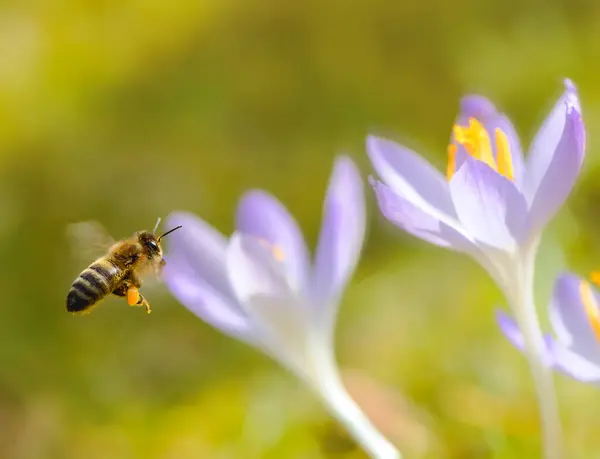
[[148, 240, 159, 251]]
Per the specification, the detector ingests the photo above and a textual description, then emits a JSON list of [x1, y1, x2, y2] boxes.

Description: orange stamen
[[590, 271, 600, 286], [447, 117, 515, 182], [258, 238, 285, 262], [453, 118, 496, 169], [446, 144, 457, 180], [579, 280, 600, 341], [495, 128, 514, 181]]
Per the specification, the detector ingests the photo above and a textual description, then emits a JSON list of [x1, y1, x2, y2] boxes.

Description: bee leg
[[136, 293, 152, 314], [123, 284, 151, 314], [111, 284, 137, 304], [112, 282, 151, 314], [124, 273, 150, 313], [125, 286, 152, 314]]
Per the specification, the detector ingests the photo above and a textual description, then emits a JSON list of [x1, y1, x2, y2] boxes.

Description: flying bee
[[66, 219, 182, 315]]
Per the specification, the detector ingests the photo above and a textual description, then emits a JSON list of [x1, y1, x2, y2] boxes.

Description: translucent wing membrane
[[66, 220, 116, 264]]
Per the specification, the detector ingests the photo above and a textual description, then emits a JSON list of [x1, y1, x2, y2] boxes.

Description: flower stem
[[310, 354, 401, 459], [510, 244, 562, 459]]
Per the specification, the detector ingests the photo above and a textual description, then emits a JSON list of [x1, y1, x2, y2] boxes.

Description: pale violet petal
[[226, 233, 292, 303], [311, 156, 366, 312], [524, 79, 581, 204], [165, 212, 233, 298], [366, 135, 456, 218], [526, 104, 585, 237], [370, 178, 476, 252], [458, 95, 497, 120], [549, 273, 600, 365], [496, 309, 555, 367], [371, 178, 507, 286], [449, 158, 527, 250], [242, 294, 311, 375], [547, 339, 600, 383], [496, 309, 525, 350], [548, 273, 581, 346], [163, 258, 254, 343], [236, 190, 310, 293], [226, 234, 311, 372]]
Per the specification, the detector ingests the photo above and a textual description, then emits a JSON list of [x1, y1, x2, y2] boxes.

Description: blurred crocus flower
[[164, 157, 400, 459], [498, 273, 600, 383], [367, 80, 585, 459]]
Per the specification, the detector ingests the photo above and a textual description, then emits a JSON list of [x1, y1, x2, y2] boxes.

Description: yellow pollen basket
[[257, 238, 286, 262], [447, 117, 514, 182], [580, 279, 600, 341]]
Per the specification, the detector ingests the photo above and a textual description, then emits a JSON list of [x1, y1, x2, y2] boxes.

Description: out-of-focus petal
[[525, 103, 585, 237], [165, 212, 233, 298], [236, 190, 310, 293], [496, 310, 555, 367], [496, 310, 525, 351], [548, 273, 581, 347], [311, 157, 365, 313], [226, 235, 310, 370], [549, 274, 600, 364], [242, 294, 310, 372], [226, 233, 293, 303], [370, 178, 476, 251], [366, 136, 456, 218], [457, 95, 526, 187], [449, 158, 527, 250], [163, 258, 254, 343], [458, 95, 497, 120], [547, 340, 600, 382], [524, 79, 581, 204]]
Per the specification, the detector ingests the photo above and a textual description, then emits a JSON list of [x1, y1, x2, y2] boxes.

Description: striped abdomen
[[67, 258, 120, 312]]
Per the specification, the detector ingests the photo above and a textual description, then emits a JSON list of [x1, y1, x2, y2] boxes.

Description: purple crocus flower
[[367, 79, 585, 289], [498, 273, 600, 383], [367, 80, 586, 459], [163, 156, 400, 459]]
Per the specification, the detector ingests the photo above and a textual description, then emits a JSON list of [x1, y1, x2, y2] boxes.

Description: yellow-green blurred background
[[2, 1, 600, 458]]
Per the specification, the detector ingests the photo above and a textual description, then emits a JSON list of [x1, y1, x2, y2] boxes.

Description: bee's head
[[137, 221, 183, 259], [137, 231, 162, 259]]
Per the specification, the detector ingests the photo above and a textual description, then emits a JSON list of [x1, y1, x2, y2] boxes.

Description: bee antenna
[[158, 226, 182, 241], [153, 217, 162, 234]]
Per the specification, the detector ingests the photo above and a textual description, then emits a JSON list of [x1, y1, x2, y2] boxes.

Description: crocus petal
[[457, 95, 526, 187], [549, 273, 600, 363], [547, 340, 600, 382], [241, 294, 310, 373], [226, 233, 293, 303], [236, 190, 310, 293], [311, 157, 366, 313], [449, 158, 527, 250], [496, 310, 555, 367], [458, 95, 497, 120], [163, 258, 254, 343], [526, 103, 585, 237], [524, 79, 581, 204], [165, 212, 233, 298], [226, 234, 310, 369], [496, 310, 525, 350], [366, 136, 456, 218], [371, 178, 476, 251]]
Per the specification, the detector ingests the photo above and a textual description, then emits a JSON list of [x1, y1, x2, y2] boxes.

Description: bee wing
[[66, 220, 116, 265]]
